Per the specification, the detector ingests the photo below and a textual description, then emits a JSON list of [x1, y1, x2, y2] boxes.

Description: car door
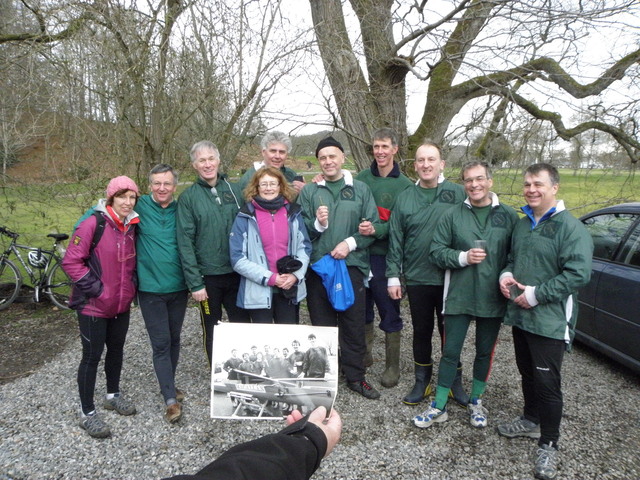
[[592, 218, 640, 369], [578, 212, 638, 341]]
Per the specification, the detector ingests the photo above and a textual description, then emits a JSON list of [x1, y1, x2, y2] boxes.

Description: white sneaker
[[468, 398, 488, 428], [413, 401, 448, 428]]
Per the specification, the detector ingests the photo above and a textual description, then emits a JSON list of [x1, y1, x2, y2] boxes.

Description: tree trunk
[[309, 0, 408, 169]]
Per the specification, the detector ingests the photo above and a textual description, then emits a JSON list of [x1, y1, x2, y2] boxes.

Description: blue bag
[[310, 254, 354, 311]]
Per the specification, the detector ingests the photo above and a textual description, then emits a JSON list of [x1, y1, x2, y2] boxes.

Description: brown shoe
[[175, 389, 185, 403], [165, 403, 182, 424]]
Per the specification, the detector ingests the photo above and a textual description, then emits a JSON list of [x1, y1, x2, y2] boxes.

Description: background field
[[0, 166, 637, 250]]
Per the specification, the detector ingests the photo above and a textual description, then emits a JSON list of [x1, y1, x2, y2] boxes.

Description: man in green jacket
[[299, 136, 381, 400], [413, 161, 518, 430], [137, 164, 188, 424], [238, 131, 305, 194], [355, 128, 412, 388], [176, 141, 250, 367], [386, 141, 468, 406], [497, 163, 593, 480]]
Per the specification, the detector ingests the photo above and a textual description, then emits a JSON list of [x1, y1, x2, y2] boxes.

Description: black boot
[[402, 361, 433, 405], [449, 365, 469, 407]]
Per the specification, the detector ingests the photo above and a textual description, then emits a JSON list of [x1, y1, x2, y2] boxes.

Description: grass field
[[1, 166, 637, 250]]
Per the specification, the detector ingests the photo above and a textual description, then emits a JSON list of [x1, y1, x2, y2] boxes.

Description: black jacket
[[164, 415, 327, 480]]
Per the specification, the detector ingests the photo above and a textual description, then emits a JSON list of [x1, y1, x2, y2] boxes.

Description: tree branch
[[0, 14, 89, 44], [505, 89, 640, 163]]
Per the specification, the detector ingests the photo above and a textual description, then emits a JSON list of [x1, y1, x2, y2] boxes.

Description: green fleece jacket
[[355, 162, 413, 255], [298, 170, 379, 276], [136, 194, 186, 294], [501, 201, 593, 346], [430, 194, 519, 318], [386, 179, 466, 285], [176, 176, 243, 292]]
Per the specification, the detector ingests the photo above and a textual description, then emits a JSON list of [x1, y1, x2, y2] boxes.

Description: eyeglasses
[[258, 182, 279, 189], [151, 182, 174, 188], [463, 176, 488, 185]]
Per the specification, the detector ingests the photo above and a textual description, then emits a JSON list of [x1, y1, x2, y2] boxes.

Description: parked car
[[576, 202, 640, 374]]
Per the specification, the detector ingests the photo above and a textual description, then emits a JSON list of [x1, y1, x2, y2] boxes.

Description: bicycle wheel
[[46, 261, 72, 310], [0, 258, 22, 311]]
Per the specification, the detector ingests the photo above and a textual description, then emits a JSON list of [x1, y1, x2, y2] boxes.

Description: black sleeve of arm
[[163, 416, 327, 480]]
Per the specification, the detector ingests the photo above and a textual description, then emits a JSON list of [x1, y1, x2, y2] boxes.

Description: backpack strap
[[90, 211, 106, 253]]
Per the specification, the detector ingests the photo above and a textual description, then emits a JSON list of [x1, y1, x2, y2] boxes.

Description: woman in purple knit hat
[[62, 175, 140, 438]]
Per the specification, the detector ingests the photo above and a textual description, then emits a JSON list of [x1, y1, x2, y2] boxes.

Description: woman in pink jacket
[[62, 176, 140, 439]]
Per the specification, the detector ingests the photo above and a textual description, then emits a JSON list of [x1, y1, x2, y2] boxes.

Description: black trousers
[[512, 326, 565, 446], [249, 290, 298, 324], [405, 284, 445, 365], [306, 266, 366, 383], [138, 290, 189, 403], [200, 273, 250, 366]]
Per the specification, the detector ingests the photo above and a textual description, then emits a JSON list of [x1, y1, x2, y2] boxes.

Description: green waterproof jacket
[[386, 179, 465, 285], [501, 201, 593, 346], [430, 194, 519, 318], [298, 170, 379, 276], [136, 194, 187, 294], [176, 176, 243, 292], [355, 162, 413, 255]]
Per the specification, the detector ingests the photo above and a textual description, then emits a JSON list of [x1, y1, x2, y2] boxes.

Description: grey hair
[[373, 127, 399, 146], [261, 131, 292, 151], [461, 161, 492, 180], [148, 164, 178, 185], [190, 141, 220, 163]]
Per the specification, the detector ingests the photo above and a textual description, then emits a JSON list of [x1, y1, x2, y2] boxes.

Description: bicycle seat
[[48, 233, 69, 241]]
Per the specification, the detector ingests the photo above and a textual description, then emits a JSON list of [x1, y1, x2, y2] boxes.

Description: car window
[[582, 213, 638, 260], [619, 222, 640, 267]]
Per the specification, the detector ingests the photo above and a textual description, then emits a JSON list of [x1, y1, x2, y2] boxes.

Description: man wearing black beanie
[[299, 136, 382, 399]]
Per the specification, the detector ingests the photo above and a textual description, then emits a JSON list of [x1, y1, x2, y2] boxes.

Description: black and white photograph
[[210, 323, 338, 419]]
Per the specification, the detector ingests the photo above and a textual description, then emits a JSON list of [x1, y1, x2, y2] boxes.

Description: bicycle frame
[[1, 226, 71, 309], [6, 243, 61, 301]]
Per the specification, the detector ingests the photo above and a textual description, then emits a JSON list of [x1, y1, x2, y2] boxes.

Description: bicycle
[[0, 226, 72, 311]]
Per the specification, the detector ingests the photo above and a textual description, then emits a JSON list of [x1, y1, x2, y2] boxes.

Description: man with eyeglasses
[[238, 131, 305, 194], [177, 141, 250, 369], [413, 161, 518, 430], [136, 164, 190, 424]]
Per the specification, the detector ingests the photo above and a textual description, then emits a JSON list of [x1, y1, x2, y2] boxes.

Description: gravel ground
[[1, 304, 639, 480]]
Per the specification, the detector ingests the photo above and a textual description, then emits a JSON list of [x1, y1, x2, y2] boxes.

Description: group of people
[[222, 335, 330, 382], [61, 128, 593, 480]]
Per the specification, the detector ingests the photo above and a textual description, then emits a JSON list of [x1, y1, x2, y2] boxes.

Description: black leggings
[[77, 311, 130, 414]]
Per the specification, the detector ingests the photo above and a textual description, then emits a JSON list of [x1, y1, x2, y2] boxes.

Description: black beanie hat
[[315, 136, 344, 157]]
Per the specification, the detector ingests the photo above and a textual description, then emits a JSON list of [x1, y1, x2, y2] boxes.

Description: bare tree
[[309, 0, 640, 169], [185, 0, 312, 165], [1, 0, 314, 178]]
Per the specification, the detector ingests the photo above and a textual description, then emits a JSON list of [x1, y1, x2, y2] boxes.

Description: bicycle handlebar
[[0, 226, 19, 239]]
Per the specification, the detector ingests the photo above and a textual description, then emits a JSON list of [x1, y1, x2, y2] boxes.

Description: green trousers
[[434, 314, 502, 409]]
